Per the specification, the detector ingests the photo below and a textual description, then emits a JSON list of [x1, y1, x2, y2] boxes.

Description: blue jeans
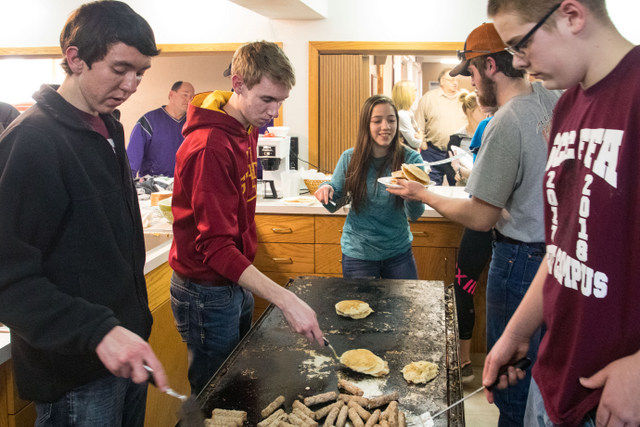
[[341, 249, 418, 279], [170, 273, 254, 395], [35, 375, 147, 427], [524, 378, 597, 427], [487, 240, 545, 427]]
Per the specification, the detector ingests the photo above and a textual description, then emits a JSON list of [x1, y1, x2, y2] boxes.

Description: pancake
[[335, 300, 373, 319], [401, 163, 430, 185], [401, 360, 439, 384], [340, 349, 389, 377]]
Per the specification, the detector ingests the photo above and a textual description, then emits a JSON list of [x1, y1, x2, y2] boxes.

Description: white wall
[[2, 0, 639, 162]]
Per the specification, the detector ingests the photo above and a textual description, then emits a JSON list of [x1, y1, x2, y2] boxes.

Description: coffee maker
[[257, 135, 290, 198]]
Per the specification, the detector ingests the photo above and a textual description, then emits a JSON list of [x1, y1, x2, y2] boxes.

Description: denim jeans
[[35, 375, 147, 427], [170, 273, 254, 395], [341, 249, 418, 280], [487, 240, 545, 427], [524, 378, 597, 427]]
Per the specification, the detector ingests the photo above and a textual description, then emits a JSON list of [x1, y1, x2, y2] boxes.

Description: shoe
[[461, 362, 475, 384]]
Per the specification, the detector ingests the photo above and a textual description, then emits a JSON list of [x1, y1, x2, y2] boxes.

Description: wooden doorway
[[308, 41, 463, 172]]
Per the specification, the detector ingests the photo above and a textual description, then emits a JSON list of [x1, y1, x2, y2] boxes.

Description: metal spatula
[[409, 357, 531, 426], [143, 365, 205, 427], [322, 336, 340, 361]]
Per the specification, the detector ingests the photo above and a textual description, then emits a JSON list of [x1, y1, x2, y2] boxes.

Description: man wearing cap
[[387, 22, 560, 425]]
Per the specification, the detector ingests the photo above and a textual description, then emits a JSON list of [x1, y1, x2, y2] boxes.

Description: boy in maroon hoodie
[[169, 41, 324, 395]]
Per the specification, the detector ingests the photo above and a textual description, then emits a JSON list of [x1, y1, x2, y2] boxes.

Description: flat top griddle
[[197, 276, 463, 426]]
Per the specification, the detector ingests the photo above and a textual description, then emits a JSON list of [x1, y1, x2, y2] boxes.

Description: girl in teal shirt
[[315, 95, 425, 279]]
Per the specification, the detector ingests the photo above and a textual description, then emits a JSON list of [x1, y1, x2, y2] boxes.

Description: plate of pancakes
[[378, 163, 432, 188]]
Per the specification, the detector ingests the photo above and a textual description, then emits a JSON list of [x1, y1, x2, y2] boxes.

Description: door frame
[[308, 41, 463, 166]]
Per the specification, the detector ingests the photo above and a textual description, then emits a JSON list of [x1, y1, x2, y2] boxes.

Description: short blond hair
[[391, 80, 416, 111], [231, 41, 296, 90]]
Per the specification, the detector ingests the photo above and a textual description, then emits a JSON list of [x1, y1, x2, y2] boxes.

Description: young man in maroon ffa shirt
[[485, 1, 640, 425]]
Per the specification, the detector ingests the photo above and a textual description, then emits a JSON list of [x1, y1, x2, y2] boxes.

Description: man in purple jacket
[[127, 80, 195, 178]]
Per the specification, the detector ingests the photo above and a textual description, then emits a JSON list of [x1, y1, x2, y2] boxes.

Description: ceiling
[[227, 0, 327, 20]]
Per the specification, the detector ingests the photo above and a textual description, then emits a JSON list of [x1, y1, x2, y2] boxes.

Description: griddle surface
[[198, 276, 462, 426]]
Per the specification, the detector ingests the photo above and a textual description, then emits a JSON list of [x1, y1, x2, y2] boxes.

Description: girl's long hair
[[342, 94, 405, 213]]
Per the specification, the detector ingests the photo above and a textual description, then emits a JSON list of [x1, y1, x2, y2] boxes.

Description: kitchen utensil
[[409, 357, 531, 426], [143, 365, 205, 427], [322, 336, 340, 361], [423, 152, 466, 166]]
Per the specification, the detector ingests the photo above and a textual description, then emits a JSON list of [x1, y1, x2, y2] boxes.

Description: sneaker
[[461, 362, 475, 384]]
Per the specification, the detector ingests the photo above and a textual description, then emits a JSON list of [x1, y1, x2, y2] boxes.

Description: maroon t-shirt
[[536, 46, 640, 425]]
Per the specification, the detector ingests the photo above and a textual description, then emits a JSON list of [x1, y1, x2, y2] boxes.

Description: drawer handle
[[272, 257, 293, 264], [411, 231, 428, 236], [271, 227, 293, 234]]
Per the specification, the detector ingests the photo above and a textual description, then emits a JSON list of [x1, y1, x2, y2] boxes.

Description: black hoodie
[[0, 84, 151, 402]]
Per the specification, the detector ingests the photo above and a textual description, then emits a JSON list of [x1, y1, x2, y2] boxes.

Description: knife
[[411, 357, 531, 426]]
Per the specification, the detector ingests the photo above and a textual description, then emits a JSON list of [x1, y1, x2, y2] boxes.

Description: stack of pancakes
[[340, 349, 389, 377], [335, 300, 373, 319], [390, 163, 430, 185]]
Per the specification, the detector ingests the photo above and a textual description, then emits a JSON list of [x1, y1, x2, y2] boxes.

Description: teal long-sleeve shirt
[[322, 147, 425, 261]]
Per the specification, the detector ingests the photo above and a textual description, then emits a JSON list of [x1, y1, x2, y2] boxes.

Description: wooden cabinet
[[144, 262, 189, 427], [0, 360, 36, 427]]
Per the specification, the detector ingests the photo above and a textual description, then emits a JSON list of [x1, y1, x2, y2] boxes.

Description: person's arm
[[579, 350, 640, 425], [413, 95, 430, 150], [397, 110, 422, 149], [386, 180, 501, 231], [314, 150, 349, 211], [482, 258, 546, 402], [126, 118, 150, 178], [237, 265, 323, 345], [179, 145, 324, 345], [403, 152, 426, 221]]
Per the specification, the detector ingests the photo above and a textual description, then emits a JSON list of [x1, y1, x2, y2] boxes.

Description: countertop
[[256, 185, 469, 216]]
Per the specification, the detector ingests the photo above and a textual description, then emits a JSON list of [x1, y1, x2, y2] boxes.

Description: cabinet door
[[315, 244, 343, 274], [410, 220, 464, 248], [413, 247, 456, 283], [315, 216, 345, 244], [145, 299, 189, 427], [254, 243, 315, 273], [255, 215, 314, 243]]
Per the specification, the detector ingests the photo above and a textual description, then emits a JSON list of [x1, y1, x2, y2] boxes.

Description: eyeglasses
[[505, 2, 562, 56], [456, 49, 492, 62]]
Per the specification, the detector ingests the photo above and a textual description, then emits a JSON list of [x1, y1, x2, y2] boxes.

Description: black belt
[[173, 272, 232, 287], [493, 229, 546, 251]]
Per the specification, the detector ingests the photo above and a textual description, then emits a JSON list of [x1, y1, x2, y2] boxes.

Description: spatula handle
[[487, 357, 531, 390]]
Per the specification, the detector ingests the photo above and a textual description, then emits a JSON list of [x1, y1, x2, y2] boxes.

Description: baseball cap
[[450, 23, 507, 77]]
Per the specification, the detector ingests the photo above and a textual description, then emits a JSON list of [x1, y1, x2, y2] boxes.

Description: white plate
[[377, 177, 434, 188], [282, 196, 317, 205]]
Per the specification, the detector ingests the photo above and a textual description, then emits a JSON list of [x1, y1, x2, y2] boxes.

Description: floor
[[463, 356, 500, 426]]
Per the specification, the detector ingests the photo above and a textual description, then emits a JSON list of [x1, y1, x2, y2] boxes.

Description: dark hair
[[343, 95, 405, 213], [59, 0, 160, 75], [171, 81, 183, 91], [470, 50, 527, 79]]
